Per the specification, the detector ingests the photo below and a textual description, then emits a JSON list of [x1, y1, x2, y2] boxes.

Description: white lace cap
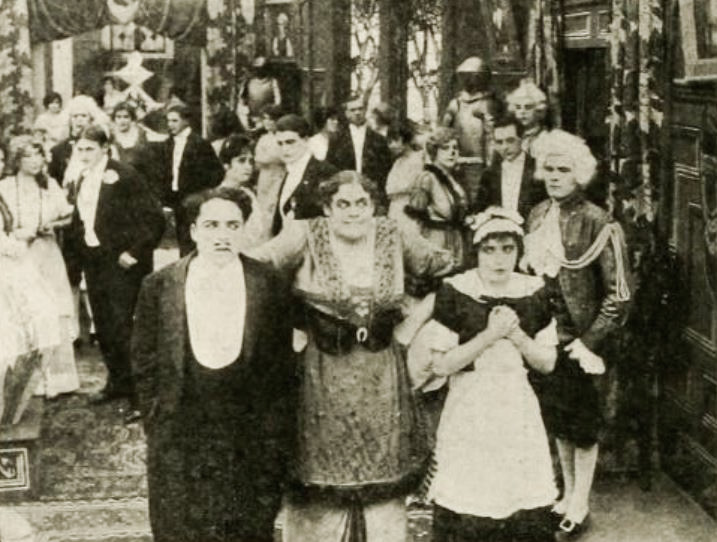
[[468, 206, 524, 245]]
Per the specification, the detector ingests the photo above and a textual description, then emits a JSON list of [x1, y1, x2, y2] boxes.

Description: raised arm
[[400, 226, 456, 277], [245, 219, 308, 271]]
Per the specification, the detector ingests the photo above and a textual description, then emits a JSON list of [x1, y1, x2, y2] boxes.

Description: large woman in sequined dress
[[250, 171, 455, 542]]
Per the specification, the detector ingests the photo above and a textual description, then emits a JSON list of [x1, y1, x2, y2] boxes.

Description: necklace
[[14, 175, 43, 232]]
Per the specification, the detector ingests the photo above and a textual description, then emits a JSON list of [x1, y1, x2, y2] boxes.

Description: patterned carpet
[[6, 344, 708, 542], [2, 347, 434, 542], [3, 349, 153, 541]]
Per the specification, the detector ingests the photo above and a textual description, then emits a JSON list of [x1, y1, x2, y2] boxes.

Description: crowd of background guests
[[0, 56, 631, 542]]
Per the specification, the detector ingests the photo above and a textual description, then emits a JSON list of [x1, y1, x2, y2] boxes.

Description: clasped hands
[[429, 305, 526, 378], [483, 305, 525, 345]]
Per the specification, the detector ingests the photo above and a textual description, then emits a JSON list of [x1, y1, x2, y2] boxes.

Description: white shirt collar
[[85, 155, 109, 179], [501, 151, 526, 167], [174, 126, 191, 141], [349, 123, 367, 135], [189, 254, 243, 284], [284, 150, 312, 176]]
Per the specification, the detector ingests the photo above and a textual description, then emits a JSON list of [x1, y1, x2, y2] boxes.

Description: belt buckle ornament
[[356, 327, 368, 344]]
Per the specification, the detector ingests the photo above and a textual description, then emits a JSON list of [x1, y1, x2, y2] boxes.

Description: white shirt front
[[77, 156, 109, 247], [349, 123, 367, 173], [171, 127, 191, 192], [500, 152, 526, 212], [185, 256, 246, 368], [279, 150, 312, 219]]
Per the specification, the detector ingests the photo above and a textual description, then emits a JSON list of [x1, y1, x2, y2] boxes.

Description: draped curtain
[[0, 0, 246, 137], [525, 0, 670, 475], [604, 0, 669, 476], [607, 0, 667, 224], [0, 0, 34, 140], [27, 0, 207, 45], [526, 0, 565, 127]]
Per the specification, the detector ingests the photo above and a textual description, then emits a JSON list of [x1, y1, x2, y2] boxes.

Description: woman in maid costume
[[407, 206, 559, 541]]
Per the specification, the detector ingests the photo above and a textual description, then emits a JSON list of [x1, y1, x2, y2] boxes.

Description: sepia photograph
[[0, 1, 716, 541]]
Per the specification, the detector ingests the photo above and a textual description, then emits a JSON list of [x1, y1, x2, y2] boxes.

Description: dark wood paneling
[[663, 88, 717, 518]]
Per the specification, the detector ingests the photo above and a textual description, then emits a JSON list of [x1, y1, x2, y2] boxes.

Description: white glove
[[565, 339, 605, 375]]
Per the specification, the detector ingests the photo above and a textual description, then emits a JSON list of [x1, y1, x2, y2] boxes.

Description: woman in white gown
[[407, 207, 558, 541], [0, 138, 78, 398], [0, 191, 61, 424]]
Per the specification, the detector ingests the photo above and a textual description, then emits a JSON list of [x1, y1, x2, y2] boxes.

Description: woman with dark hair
[[308, 106, 340, 160], [404, 126, 469, 296], [34, 91, 69, 147], [99, 76, 125, 115], [385, 121, 425, 222], [407, 207, 558, 542], [111, 101, 148, 166], [210, 106, 243, 157], [217, 134, 268, 247], [0, 137, 78, 398], [249, 170, 456, 542]]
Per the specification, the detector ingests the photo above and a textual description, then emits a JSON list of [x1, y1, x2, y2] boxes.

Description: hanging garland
[[27, 0, 207, 46]]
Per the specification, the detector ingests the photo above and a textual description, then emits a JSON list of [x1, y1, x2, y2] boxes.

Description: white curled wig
[[67, 95, 101, 117], [66, 95, 111, 128], [532, 129, 597, 187], [506, 79, 547, 113]]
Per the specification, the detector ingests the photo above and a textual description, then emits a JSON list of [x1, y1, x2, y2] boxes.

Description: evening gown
[[251, 217, 453, 542], [0, 176, 79, 397], [0, 210, 61, 423]]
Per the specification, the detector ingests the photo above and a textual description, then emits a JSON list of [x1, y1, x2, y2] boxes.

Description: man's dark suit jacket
[[327, 125, 392, 193], [159, 131, 224, 204], [131, 254, 296, 540], [67, 159, 165, 273], [48, 138, 76, 185], [473, 154, 547, 220], [271, 156, 338, 235]]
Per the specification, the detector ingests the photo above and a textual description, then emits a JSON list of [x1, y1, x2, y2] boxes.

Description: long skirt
[[27, 236, 79, 396], [286, 339, 428, 541], [283, 497, 406, 542]]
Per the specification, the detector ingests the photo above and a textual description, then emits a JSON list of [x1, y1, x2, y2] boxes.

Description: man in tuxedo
[[49, 96, 101, 289], [132, 187, 295, 542], [69, 125, 165, 423], [473, 115, 547, 220], [326, 95, 391, 203], [272, 114, 337, 235], [162, 105, 223, 255]]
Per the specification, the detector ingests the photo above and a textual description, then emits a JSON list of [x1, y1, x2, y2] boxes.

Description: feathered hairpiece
[[466, 206, 524, 245]]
